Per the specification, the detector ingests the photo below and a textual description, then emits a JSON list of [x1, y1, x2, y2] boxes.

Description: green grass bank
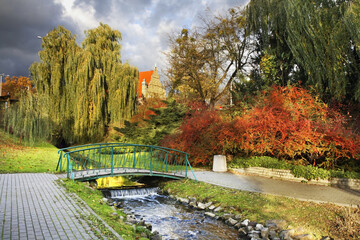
[[0, 129, 59, 173]]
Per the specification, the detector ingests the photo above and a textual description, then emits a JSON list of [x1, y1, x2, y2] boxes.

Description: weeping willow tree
[[108, 63, 138, 125], [246, 0, 360, 104], [286, 0, 360, 103], [5, 24, 138, 146], [28, 26, 79, 145], [4, 93, 51, 145]]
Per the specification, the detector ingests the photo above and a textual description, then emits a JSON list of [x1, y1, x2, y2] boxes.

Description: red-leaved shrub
[[225, 86, 360, 168], [162, 102, 224, 166]]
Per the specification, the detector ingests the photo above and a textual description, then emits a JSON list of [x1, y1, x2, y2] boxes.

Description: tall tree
[[6, 24, 138, 146], [166, 7, 252, 107], [286, 0, 360, 103], [74, 23, 124, 142], [246, 0, 298, 88], [30, 25, 79, 144], [245, 0, 360, 104]]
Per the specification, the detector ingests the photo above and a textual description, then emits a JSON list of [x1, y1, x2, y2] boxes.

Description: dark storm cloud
[[0, 0, 249, 78], [0, 0, 74, 77]]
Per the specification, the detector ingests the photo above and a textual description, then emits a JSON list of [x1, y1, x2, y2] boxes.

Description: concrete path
[[189, 171, 360, 206], [0, 173, 121, 240]]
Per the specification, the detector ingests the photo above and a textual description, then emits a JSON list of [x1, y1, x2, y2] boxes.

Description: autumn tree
[[163, 86, 360, 168], [1, 76, 34, 98], [166, 7, 252, 107]]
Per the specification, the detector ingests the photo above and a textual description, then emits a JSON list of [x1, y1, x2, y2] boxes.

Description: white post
[[212, 155, 227, 172]]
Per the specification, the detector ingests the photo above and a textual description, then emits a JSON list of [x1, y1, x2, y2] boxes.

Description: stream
[[110, 188, 239, 240]]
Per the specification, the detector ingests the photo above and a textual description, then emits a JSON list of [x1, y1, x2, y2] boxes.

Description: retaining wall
[[231, 167, 360, 191]]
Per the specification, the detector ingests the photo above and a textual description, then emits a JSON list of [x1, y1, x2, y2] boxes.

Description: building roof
[[138, 70, 153, 97]]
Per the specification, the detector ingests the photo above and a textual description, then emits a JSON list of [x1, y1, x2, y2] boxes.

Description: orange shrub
[[162, 103, 224, 166]]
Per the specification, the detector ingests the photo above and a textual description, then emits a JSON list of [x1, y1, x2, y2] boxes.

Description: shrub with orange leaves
[[161, 102, 224, 166], [226, 86, 360, 168]]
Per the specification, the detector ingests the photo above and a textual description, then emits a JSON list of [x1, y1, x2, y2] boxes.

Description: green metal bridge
[[57, 143, 197, 182]]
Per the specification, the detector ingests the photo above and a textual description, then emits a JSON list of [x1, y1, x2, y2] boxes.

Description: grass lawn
[[161, 179, 360, 240], [0, 129, 59, 173]]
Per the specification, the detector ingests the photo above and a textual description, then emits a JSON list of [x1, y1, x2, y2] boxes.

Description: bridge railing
[[57, 143, 121, 171], [57, 143, 197, 181]]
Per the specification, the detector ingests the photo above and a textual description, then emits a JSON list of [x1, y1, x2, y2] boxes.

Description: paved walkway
[[0, 173, 121, 240], [189, 171, 360, 206]]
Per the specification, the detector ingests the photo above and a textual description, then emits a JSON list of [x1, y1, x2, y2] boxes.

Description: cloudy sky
[[0, 0, 249, 78]]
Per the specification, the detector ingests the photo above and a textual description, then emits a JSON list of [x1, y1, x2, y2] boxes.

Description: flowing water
[[111, 188, 239, 240]]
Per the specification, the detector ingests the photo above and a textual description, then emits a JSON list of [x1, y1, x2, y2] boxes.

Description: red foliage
[[162, 102, 224, 166], [162, 86, 360, 168]]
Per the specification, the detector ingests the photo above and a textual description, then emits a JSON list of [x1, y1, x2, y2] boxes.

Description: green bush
[[229, 156, 290, 169], [330, 169, 360, 179], [292, 165, 331, 180]]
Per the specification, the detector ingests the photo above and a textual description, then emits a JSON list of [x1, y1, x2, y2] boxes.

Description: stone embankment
[[168, 194, 330, 240]]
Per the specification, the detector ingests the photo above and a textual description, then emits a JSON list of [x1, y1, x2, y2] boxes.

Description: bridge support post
[[165, 153, 169, 172], [133, 146, 137, 168], [150, 148, 153, 175], [56, 150, 63, 171], [185, 155, 188, 178], [66, 154, 70, 179], [98, 149, 101, 170], [111, 146, 114, 175]]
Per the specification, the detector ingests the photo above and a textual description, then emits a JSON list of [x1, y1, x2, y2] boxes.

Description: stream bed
[[111, 188, 239, 240]]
